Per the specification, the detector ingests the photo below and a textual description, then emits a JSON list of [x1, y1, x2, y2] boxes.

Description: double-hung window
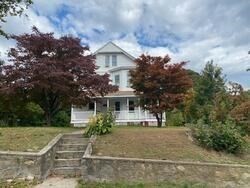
[[129, 101, 135, 111], [105, 55, 110, 67], [112, 55, 117, 66], [114, 74, 120, 86], [88, 102, 94, 110], [127, 72, 131, 87]]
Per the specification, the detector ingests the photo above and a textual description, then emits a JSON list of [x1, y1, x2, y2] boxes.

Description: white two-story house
[[71, 42, 165, 127]]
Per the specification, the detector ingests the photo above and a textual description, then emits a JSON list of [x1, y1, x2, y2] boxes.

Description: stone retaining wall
[[82, 137, 250, 188], [0, 134, 62, 180]]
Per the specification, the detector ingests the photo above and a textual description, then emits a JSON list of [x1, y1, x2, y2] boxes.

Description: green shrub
[[22, 102, 44, 126], [52, 111, 70, 127], [191, 120, 246, 154], [10, 102, 44, 126], [166, 109, 184, 126], [85, 111, 115, 137], [0, 120, 8, 127]]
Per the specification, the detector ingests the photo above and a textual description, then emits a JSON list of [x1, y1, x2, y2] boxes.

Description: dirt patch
[[34, 177, 77, 188]]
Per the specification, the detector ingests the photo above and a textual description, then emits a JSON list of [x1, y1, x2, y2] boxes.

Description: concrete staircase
[[52, 133, 88, 177]]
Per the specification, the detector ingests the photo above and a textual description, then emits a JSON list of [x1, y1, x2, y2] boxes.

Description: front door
[[115, 101, 120, 111], [114, 101, 121, 119]]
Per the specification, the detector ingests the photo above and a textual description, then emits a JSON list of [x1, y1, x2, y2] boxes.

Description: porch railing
[[71, 111, 94, 122], [71, 110, 165, 122], [113, 110, 156, 120]]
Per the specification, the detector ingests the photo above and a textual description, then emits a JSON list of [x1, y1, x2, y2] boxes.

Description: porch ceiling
[[96, 91, 136, 98]]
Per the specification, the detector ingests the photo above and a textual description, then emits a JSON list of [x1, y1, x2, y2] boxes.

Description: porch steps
[[54, 158, 81, 167], [55, 151, 84, 159], [52, 133, 88, 177], [58, 144, 86, 151], [61, 138, 89, 144], [53, 167, 82, 177]]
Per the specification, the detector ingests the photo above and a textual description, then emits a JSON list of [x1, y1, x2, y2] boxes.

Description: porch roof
[[97, 91, 136, 98]]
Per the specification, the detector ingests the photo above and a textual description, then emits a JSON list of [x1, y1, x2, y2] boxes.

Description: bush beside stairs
[[52, 133, 88, 177]]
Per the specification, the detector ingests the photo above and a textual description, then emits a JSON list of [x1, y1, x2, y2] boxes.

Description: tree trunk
[[41, 90, 61, 126], [160, 112, 163, 127], [155, 113, 163, 127], [165, 112, 167, 126], [45, 111, 52, 126]]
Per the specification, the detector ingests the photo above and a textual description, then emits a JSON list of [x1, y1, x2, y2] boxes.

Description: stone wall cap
[[84, 155, 250, 169], [38, 134, 63, 155], [0, 150, 40, 156]]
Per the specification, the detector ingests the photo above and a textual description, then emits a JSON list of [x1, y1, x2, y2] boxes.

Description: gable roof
[[93, 41, 136, 60]]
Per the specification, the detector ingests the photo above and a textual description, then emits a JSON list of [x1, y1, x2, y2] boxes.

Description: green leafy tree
[[184, 61, 227, 123], [18, 102, 44, 126], [228, 81, 246, 108], [181, 70, 201, 122], [186, 69, 201, 89], [230, 89, 250, 134], [0, 92, 28, 126], [0, 0, 33, 37], [209, 91, 231, 123], [52, 110, 70, 127], [196, 60, 226, 105]]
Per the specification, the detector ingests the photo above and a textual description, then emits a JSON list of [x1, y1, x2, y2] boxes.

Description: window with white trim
[[114, 74, 120, 86], [105, 55, 110, 67], [129, 100, 135, 111], [88, 102, 94, 110], [112, 55, 117, 66], [127, 72, 131, 87]]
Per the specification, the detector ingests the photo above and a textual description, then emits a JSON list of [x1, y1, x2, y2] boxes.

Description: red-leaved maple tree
[[0, 27, 117, 126], [130, 54, 192, 127]]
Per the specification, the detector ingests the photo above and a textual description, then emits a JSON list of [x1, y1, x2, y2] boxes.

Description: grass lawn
[[93, 126, 250, 165], [0, 127, 80, 152], [77, 180, 207, 188]]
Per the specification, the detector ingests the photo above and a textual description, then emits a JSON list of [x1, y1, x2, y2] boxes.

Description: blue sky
[[0, 0, 249, 88]]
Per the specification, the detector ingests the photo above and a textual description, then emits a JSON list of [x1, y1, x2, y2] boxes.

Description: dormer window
[[105, 55, 110, 67], [112, 55, 117, 66]]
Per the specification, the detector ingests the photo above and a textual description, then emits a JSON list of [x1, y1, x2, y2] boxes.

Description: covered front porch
[[71, 92, 165, 126]]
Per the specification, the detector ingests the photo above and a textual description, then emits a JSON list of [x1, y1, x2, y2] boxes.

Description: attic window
[[105, 55, 110, 67], [112, 55, 117, 66]]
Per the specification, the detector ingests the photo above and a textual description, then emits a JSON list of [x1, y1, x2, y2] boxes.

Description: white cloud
[[0, 0, 250, 88], [0, 6, 59, 61]]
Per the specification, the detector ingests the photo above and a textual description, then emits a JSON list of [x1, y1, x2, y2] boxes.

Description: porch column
[[94, 100, 97, 116], [163, 111, 166, 121], [71, 105, 74, 121], [126, 97, 129, 120], [138, 105, 141, 120], [126, 97, 129, 111], [107, 98, 110, 110]]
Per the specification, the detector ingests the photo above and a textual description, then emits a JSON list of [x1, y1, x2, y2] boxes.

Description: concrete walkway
[[34, 177, 78, 188]]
